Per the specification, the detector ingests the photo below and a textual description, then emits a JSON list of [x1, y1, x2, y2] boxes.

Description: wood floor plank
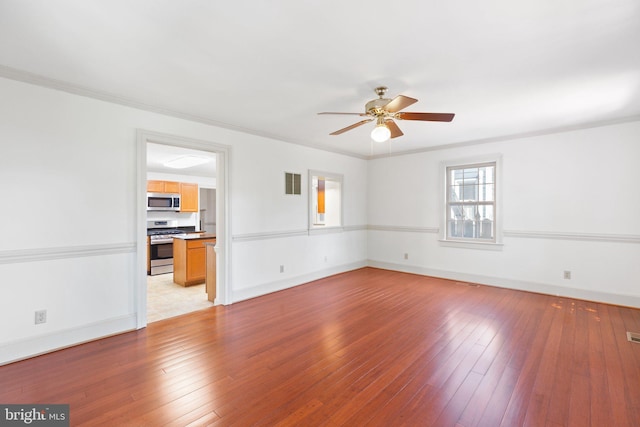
[[500, 298, 557, 426], [567, 373, 591, 427], [1, 268, 639, 426], [532, 299, 572, 426], [607, 305, 640, 423], [599, 304, 639, 427], [455, 290, 530, 426], [521, 298, 565, 427], [586, 305, 613, 427]]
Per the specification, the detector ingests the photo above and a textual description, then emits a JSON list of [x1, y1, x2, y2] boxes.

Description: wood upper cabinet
[[147, 180, 164, 193], [180, 182, 198, 212], [164, 181, 180, 193], [147, 180, 198, 212], [147, 180, 180, 194]]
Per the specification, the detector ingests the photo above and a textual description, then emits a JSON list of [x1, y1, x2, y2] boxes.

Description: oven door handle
[[150, 238, 174, 245]]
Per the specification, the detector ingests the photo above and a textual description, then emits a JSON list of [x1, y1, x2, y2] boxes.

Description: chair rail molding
[[0, 242, 136, 264]]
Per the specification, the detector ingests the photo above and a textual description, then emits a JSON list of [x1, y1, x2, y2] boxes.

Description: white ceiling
[[147, 143, 216, 177], [1, 0, 639, 158]]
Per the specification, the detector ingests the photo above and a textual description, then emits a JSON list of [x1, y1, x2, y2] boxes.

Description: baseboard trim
[[0, 314, 138, 366], [368, 260, 640, 309], [231, 260, 368, 303]]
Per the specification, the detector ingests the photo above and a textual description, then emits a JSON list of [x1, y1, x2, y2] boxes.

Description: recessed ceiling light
[[163, 155, 210, 169]]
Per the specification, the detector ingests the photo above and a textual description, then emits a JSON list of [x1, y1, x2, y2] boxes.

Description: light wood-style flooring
[[2, 268, 640, 426], [147, 273, 213, 323]]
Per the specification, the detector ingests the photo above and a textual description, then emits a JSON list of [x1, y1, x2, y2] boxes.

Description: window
[[309, 171, 343, 229], [446, 162, 496, 242]]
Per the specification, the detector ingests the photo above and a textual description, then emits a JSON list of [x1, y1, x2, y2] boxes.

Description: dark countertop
[[173, 233, 216, 240]]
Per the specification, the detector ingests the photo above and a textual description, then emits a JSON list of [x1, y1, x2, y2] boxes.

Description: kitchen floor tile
[[146, 273, 213, 323]]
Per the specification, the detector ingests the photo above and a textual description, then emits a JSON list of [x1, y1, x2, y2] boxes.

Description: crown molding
[[367, 114, 640, 160], [0, 65, 367, 160], [2, 64, 638, 161]]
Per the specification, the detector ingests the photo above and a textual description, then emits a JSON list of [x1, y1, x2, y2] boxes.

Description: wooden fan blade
[[396, 112, 455, 122], [329, 119, 373, 135], [318, 112, 367, 116], [385, 119, 404, 138], [383, 95, 418, 113]]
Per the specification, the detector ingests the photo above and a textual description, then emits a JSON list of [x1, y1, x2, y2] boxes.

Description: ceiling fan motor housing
[[366, 86, 392, 116], [365, 98, 392, 116]]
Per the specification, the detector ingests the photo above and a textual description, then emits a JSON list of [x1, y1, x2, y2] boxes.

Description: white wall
[[368, 120, 640, 307], [0, 77, 368, 364], [229, 134, 367, 301], [2, 72, 637, 365]]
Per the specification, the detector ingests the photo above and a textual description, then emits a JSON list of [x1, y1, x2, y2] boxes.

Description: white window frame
[[308, 170, 343, 233], [439, 155, 503, 250]]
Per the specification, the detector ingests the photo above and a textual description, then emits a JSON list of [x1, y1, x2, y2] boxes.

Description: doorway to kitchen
[[136, 130, 230, 328], [145, 143, 215, 322]]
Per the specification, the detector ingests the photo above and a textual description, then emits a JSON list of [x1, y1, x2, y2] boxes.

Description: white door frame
[[136, 129, 232, 328]]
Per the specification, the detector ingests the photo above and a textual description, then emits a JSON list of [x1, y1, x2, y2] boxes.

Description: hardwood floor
[[2, 268, 640, 426]]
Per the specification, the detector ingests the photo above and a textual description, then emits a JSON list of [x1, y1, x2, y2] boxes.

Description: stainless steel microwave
[[147, 193, 181, 211]]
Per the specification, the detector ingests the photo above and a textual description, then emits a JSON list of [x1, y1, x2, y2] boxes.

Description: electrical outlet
[[404, 253, 409, 260], [324, 256, 328, 262], [35, 310, 47, 324], [280, 265, 284, 273], [563, 270, 572, 280]]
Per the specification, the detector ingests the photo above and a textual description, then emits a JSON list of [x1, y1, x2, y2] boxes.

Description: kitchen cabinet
[[205, 242, 216, 302], [173, 235, 216, 286], [147, 180, 180, 193], [180, 182, 198, 212], [146, 236, 151, 275], [147, 180, 163, 193], [164, 181, 181, 193], [147, 180, 198, 212]]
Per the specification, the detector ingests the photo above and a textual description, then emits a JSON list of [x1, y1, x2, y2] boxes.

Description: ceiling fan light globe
[[371, 124, 391, 142]]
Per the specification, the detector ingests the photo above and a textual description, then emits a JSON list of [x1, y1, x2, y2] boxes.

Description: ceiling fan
[[318, 86, 455, 142]]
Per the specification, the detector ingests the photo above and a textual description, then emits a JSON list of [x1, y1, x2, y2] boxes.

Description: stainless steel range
[[147, 220, 195, 275]]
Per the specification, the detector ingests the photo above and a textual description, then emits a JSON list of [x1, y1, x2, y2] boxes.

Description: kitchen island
[[205, 241, 216, 303], [172, 233, 216, 287]]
